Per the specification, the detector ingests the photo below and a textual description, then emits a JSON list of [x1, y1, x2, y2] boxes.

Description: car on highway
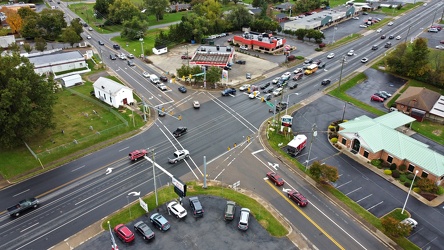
[[327, 53, 335, 59], [173, 127, 187, 137], [380, 35, 386, 39], [293, 68, 303, 74], [157, 83, 167, 91], [370, 94, 384, 102], [288, 81, 298, 89], [372, 45, 379, 50], [304, 58, 313, 64], [113, 44, 120, 50], [287, 190, 308, 207], [271, 77, 280, 84], [193, 100, 200, 109], [347, 50, 354, 56], [361, 57, 369, 63], [384, 42, 392, 48], [98, 40, 104, 45], [293, 73, 303, 81], [376, 28, 382, 33], [88, 27, 93, 31], [260, 82, 270, 89], [266, 171, 284, 186], [168, 149, 190, 164], [238, 208, 250, 230], [272, 88, 283, 96], [221, 88, 236, 96], [224, 201, 236, 221], [189, 197, 204, 217], [388, 21, 394, 26], [249, 91, 260, 99], [282, 71, 292, 78], [114, 224, 135, 243], [109, 54, 116, 60], [389, 35, 394, 39], [127, 60, 135, 66], [178, 86, 187, 93], [321, 79, 331, 86], [134, 221, 155, 241], [396, 35, 401, 40], [86, 35, 91, 39], [142, 71, 150, 78], [127, 54, 134, 59], [263, 93, 272, 101], [239, 84, 250, 91], [401, 218, 418, 229], [150, 213, 171, 231], [157, 106, 166, 117], [167, 201, 187, 218]]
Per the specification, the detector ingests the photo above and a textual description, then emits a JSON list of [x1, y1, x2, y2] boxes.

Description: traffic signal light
[[178, 115, 182, 120]]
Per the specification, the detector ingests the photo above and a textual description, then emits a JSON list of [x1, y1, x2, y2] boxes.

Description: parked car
[[239, 84, 251, 91], [370, 94, 384, 102], [114, 224, 135, 243], [150, 213, 171, 231], [374, 92, 388, 100], [235, 60, 246, 64], [287, 190, 309, 207], [223, 65, 232, 70], [428, 28, 439, 33], [181, 55, 192, 59], [327, 53, 335, 59], [353, 16, 359, 20], [134, 221, 155, 241], [321, 79, 331, 86], [359, 24, 368, 28], [224, 201, 236, 221], [246, 73, 252, 79], [159, 76, 168, 82], [238, 208, 250, 230], [401, 218, 418, 228], [189, 197, 204, 217], [361, 57, 369, 63], [379, 91, 392, 97], [347, 50, 354, 56], [193, 100, 200, 109], [178, 86, 187, 93], [436, 45, 444, 50], [266, 172, 284, 186], [260, 82, 270, 89], [167, 201, 187, 218]]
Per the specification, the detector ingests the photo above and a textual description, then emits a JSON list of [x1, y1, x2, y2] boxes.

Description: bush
[[407, 173, 415, 180], [287, 55, 296, 61], [391, 170, 400, 178], [330, 138, 338, 144], [384, 169, 392, 175], [371, 159, 382, 166], [399, 164, 407, 171], [295, 55, 304, 60], [438, 186, 444, 195], [413, 187, 421, 193], [389, 163, 397, 170], [404, 181, 412, 187], [416, 178, 438, 193], [399, 174, 407, 182], [328, 125, 335, 131], [381, 161, 390, 169], [315, 48, 322, 51]]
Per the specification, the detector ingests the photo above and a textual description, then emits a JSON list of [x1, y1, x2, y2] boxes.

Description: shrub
[[399, 164, 407, 171], [416, 178, 438, 193], [287, 55, 296, 61], [371, 159, 382, 166], [390, 163, 397, 170], [399, 174, 407, 182], [315, 48, 322, 51], [377, 164, 384, 169], [391, 170, 400, 178], [437, 186, 444, 195], [330, 138, 338, 144], [328, 125, 335, 131], [404, 181, 412, 187], [384, 169, 392, 175], [407, 173, 415, 180], [413, 187, 421, 193], [381, 161, 390, 169], [295, 55, 304, 60]]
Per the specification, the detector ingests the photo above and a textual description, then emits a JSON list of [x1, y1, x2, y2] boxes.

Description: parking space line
[[356, 194, 372, 203], [366, 201, 384, 211], [336, 180, 352, 188], [345, 187, 362, 196]]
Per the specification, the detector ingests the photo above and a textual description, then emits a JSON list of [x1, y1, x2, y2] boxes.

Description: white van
[[238, 208, 250, 230]]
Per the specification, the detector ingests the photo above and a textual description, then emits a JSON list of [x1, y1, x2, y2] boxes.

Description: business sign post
[[172, 176, 187, 198]]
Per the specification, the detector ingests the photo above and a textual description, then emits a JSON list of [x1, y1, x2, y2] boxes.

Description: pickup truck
[[168, 149, 190, 164], [7, 198, 39, 217], [128, 149, 148, 161], [275, 102, 288, 112], [221, 88, 236, 96], [173, 127, 187, 138]]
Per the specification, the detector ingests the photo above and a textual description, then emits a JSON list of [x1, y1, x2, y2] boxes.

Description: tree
[[0, 54, 57, 148], [21, 17, 41, 39], [385, 42, 407, 74], [23, 43, 33, 53], [18, 6, 39, 19], [94, 0, 115, 18], [227, 5, 253, 31], [9, 42, 21, 52], [38, 9, 67, 40], [108, 0, 140, 24], [294, 29, 307, 40], [121, 16, 148, 40], [35, 37, 47, 52], [70, 18, 84, 36], [61, 27, 81, 47], [403, 38, 430, 78], [144, 0, 169, 21], [206, 66, 222, 85], [309, 161, 339, 183], [381, 217, 411, 238], [252, 0, 266, 8], [4, 8, 23, 34]]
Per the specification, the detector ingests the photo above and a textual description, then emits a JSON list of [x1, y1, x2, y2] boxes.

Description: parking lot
[[76, 196, 295, 250]]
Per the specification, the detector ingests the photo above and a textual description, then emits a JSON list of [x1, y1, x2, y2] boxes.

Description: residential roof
[[429, 96, 444, 118], [396, 87, 441, 111], [373, 111, 416, 129], [28, 51, 84, 66], [339, 114, 444, 177], [93, 77, 132, 96]]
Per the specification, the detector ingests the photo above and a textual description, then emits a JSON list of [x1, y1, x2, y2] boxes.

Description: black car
[[384, 42, 392, 48], [127, 60, 135, 66], [98, 41, 105, 46], [189, 197, 204, 217], [380, 35, 386, 39], [134, 221, 155, 241], [372, 45, 378, 50], [159, 76, 168, 82], [260, 82, 270, 89], [235, 60, 246, 64], [178, 86, 187, 93], [275, 102, 288, 112], [113, 44, 120, 50], [221, 88, 236, 96], [173, 127, 187, 138], [109, 54, 116, 60], [288, 82, 298, 89], [263, 93, 272, 101], [388, 35, 394, 39], [223, 66, 232, 70], [321, 79, 331, 86]]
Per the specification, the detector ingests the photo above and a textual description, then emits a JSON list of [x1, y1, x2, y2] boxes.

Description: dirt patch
[[420, 192, 437, 201], [432, 130, 442, 136]]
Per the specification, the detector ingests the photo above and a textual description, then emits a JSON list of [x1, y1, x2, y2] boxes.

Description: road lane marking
[[71, 165, 86, 172], [336, 180, 352, 188], [265, 180, 345, 250], [366, 201, 383, 211], [345, 187, 362, 195], [13, 189, 30, 197], [356, 194, 372, 203], [214, 169, 225, 180], [252, 149, 264, 155], [20, 223, 39, 233], [119, 146, 129, 152]]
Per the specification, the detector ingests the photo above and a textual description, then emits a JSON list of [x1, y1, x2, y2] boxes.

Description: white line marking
[[71, 165, 86, 172], [356, 194, 372, 203], [214, 169, 225, 180], [20, 223, 39, 233], [345, 187, 362, 195], [13, 189, 30, 197], [119, 146, 129, 152], [252, 149, 264, 155], [366, 201, 383, 211], [336, 180, 352, 188]]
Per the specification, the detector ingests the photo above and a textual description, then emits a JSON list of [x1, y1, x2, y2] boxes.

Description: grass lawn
[[103, 181, 288, 237], [111, 28, 166, 57]]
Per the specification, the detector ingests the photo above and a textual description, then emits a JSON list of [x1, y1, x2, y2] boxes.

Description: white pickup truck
[[168, 149, 190, 164]]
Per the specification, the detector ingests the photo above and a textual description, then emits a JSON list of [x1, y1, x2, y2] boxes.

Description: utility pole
[[338, 56, 346, 91], [404, 26, 411, 44], [152, 149, 158, 206], [305, 123, 317, 171]]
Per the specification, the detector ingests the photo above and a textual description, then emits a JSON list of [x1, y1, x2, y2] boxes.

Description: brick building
[[233, 32, 286, 54]]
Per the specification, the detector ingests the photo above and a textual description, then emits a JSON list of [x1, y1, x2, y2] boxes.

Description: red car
[[181, 55, 191, 59], [287, 190, 309, 207], [370, 94, 384, 102], [266, 172, 284, 186], [114, 224, 135, 243]]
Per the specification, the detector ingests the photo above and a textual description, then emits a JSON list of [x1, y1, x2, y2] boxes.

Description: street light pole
[[401, 170, 419, 214], [338, 56, 346, 91], [305, 123, 317, 171], [152, 149, 158, 206], [139, 38, 144, 59], [332, 26, 337, 43], [285, 93, 298, 115], [107, 221, 118, 250], [341, 102, 348, 122]]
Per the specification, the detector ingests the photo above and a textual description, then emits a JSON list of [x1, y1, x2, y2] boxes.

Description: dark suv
[[189, 196, 204, 217], [321, 79, 331, 86], [150, 213, 170, 231], [224, 201, 236, 221], [221, 88, 236, 96], [287, 190, 308, 207], [134, 221, 155, 241], [113, 44, 120, 50]]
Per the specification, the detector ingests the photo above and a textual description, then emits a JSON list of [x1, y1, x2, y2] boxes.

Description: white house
[[61, 74, 82, 87], [92, 77, 134, 108], [28, 51, 87, 75], [152, 45, 168, 55]]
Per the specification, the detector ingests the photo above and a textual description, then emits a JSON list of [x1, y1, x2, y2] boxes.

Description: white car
[[327, 53, 335, 59], [142, 71, 150, 78], [272, 88, 283, 96], [293, 68, 302, 74], [395, 35, 401, 40], [388, 22, 393, 26], [86, 35, 91, 39], [347, 50, 354, 56], [376, 28, 382, 33], [359, 24, 368, 28], [248, 91, 260, 99], [240, 46, 249, 51], [436, 45, 444, 50], [353, 16, 359, 20], [239, 84, 251, 91], [272, 77, 280, 84], [157, 83, 167, 91], [281, 72, 291, 78], [401, 218, 418, 228], [167, 201, 187, 218], [88, 27, 93, 31], [361, 57, 369, 63], [193, 100, 200, 109]]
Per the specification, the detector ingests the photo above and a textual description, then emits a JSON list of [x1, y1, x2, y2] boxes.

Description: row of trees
[[282, 28, 325, 43], [176, 65, 222, 85], [385, 38, 444, 87]]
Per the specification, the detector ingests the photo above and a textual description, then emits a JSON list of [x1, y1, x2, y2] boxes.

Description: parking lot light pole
[[139, 38, 144, 59], [338, 56, 346, 91], [401, 170, 419, 214], [285, 93, 299, 115], [305, 123, 317, 171], [107, 221, 118, 250]]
